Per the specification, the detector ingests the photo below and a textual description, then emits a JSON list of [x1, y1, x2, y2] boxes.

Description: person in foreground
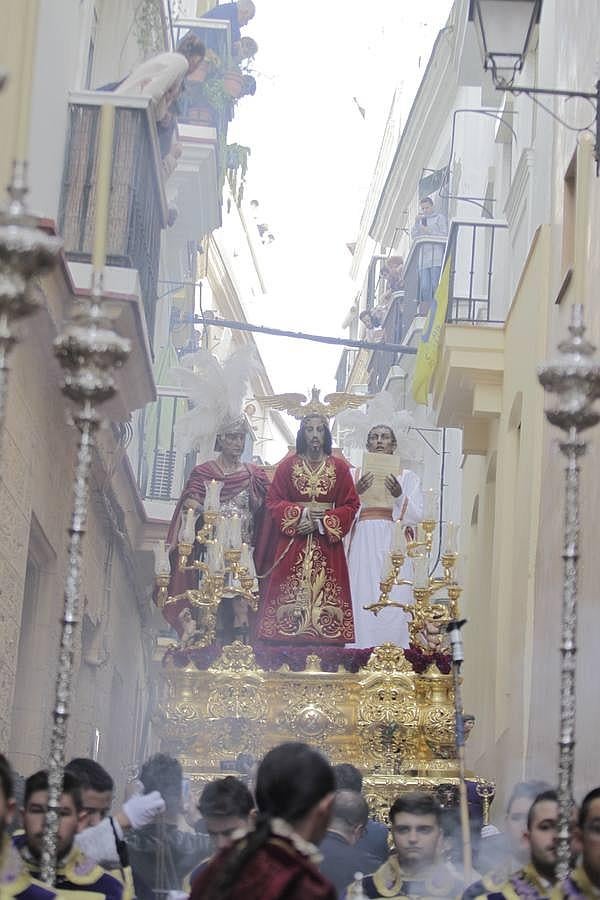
[[0, 755, 57, 900], [190, 742, 337, 899], [15, 770, 123, 900], [347, 793, 464, 899], [470, 790, 565, 900], [553, 786, 600, 900]]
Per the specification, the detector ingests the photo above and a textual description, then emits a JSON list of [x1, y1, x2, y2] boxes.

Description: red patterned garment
[[256, 454, 359, 645], [189, 832, 336, 900], [163, 460, 269, 634]]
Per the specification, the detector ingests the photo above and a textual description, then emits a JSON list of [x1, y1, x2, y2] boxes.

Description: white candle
[[574, 135, 593, 305], [240, 542, 250, 569], [413, 556, 429, 590], [391, 521, 406, 554], [229, 514, 242, 550], [205, 479, 222, 513], [92, 104, 116, 272], [206, 542, 218, 573], [14, 0, 39, 161], [380, 551, 393, 580], [216, 516, 229, 547], [181, 507, 196, 543], [155, 541, 171, 575], [445, 521, 459, 554], [423, 489, 438, 522]]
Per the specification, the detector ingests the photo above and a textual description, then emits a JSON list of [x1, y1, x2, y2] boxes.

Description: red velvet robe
[[189, 834, 336, 900], [256, 454, 359, 645], [163, 460, 269, 634]]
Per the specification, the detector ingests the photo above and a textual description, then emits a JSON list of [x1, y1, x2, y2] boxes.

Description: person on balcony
[[411, 197, 448, 309], [199, 1, 256, 54], [115, 33, 205, 124]]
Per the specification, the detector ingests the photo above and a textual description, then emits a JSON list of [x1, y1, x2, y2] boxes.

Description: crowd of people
[[2, 744, 599, 900]]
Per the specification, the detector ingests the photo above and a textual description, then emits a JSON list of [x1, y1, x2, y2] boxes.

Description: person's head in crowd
[[139, 754, 182, 823], [65, 758, 113, 829], [198, 777, 254, 851], [22, 770, 85, 860], [576, 787, 600, 887], [237, 0, 256, 26], [200, 743, 335, 899], [0, 754, 16, 833], [328, 790, 368, 846], [389, 793, 443, 875], [505, 780, 552, 862], [463, 714, 476, 739], [238, 36, 258, 60], [524, 790, 561, 882], [255, 742, 334, 844], [333, 763, 363, 794], [176, 33, 206, 75]]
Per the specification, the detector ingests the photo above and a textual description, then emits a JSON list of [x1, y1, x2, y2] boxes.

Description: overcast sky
[[209, 0, 454, 396]]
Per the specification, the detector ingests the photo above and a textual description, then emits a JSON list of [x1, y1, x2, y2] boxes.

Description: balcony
[[444, 219, 509, 324], [58, 92, 168, 349], [430, 219, 509, 451], [366, 238, 445, 392]]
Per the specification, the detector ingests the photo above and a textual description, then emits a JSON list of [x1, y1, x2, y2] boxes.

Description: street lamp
[[468, 0, 600, 173], [468, 0, 541, 84]]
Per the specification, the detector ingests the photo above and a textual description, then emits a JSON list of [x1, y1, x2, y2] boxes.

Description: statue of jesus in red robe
[[256, 415, 359, 645]]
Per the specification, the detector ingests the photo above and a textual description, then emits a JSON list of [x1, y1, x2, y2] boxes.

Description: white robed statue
[[338, 397, 423, 649]]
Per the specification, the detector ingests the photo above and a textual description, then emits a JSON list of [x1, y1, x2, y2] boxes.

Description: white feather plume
[[169, 347, 260, 459]]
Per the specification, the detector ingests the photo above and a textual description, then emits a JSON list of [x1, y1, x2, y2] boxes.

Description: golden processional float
[[150, 389, 495, 829]]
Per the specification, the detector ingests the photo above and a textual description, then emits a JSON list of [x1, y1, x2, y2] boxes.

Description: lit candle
[[91, 104, 116, 272], [574, 135, 593, 305], [229, 514, 242, 550], [180, 507, 196, 543], [391, 521, 406, 554], [213, 543, 224, 572], [445, 521, 459, 555], [205, 480, 222, 513], [14, 0, 39, 161], [413, 556, 429, 590], [423, 489, 438, 522], [240, 542, 250, 567], [216, 516, 229, 548], [155, 540, 171, 575]]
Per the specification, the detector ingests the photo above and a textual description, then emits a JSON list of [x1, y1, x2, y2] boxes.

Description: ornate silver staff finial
[[39, 271, 130, 884], [538, 303, 600, 881], [0, 159, 62, 447]]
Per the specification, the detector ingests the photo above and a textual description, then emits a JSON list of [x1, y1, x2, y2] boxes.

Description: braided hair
[[204, 743, 334, 898]]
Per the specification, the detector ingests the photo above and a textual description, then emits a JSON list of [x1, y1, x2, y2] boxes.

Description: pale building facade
[[394, 0, 600, 812], [0, 0, 285, 793]]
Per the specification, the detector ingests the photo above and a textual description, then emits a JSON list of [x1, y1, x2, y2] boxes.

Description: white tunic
[[346, 469, 423, 649]]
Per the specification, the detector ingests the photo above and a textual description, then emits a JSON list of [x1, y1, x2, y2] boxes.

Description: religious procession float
[[149, 373, 494, 827]]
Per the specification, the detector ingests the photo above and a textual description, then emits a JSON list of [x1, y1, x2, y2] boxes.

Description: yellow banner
[[411, 252, 452, 405]]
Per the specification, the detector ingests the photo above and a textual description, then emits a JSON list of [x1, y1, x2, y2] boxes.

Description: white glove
[[122, 790, 166, 829]]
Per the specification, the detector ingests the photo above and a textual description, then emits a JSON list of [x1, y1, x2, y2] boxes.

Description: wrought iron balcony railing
[[444, 219, 508, 324], [365, 220, 507, 391], [58, 93, 168, 348]]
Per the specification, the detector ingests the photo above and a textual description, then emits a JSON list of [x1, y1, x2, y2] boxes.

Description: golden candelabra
[[155, 480, 259, 648], [364, 492, 461, 653]]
